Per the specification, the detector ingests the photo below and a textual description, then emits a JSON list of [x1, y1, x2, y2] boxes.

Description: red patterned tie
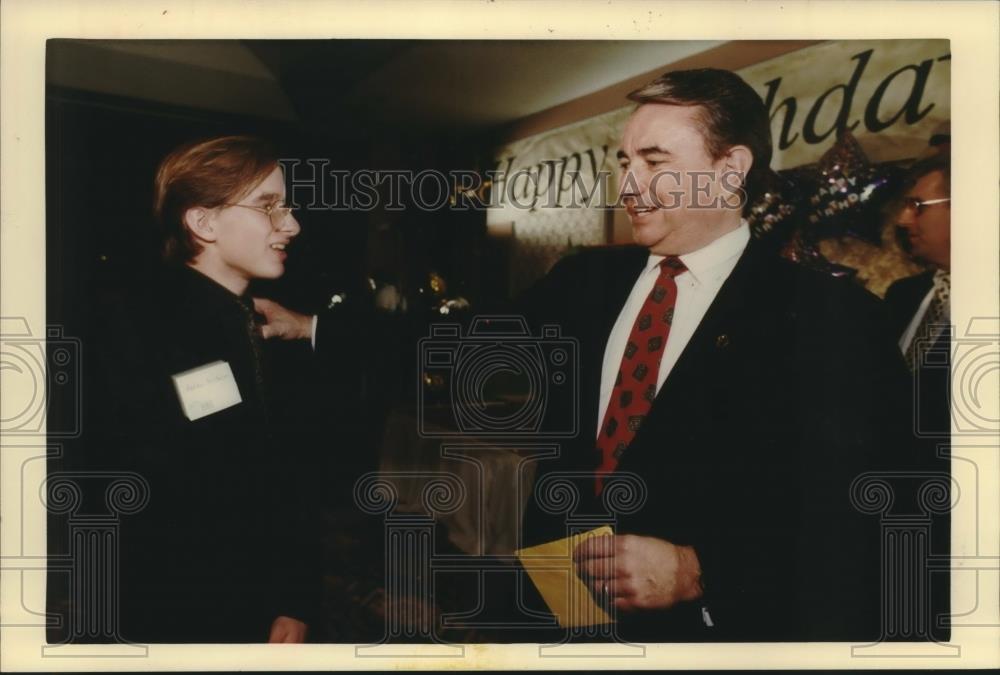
[[595, 256, 687, 495]]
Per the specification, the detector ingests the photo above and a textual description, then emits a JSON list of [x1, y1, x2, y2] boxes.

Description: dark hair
[[903, 152, 950, 196], [627, 68, 773, 214], [153, 135, 279, 263]]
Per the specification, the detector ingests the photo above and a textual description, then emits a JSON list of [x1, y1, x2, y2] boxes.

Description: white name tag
[[171, 360, 243, 421]]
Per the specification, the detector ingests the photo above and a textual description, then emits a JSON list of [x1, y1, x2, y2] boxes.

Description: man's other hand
[[268, 615, 308, 643], [253, 298, 312, 340], [573, 534, 704, 611]]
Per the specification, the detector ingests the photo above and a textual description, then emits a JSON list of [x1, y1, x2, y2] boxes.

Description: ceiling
[[47, 39, 722, 134]]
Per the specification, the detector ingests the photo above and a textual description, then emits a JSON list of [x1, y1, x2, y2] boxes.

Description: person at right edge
[[884, 149, 953, 644], [887, 151, 951, 439], [258, 69, 942, 643]]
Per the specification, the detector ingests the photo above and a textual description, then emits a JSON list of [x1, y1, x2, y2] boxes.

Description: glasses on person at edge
[[900, 196, 950, 216], [222, 202, 295, 230]]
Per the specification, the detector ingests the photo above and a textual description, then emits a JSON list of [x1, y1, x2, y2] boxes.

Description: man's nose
[[896, 205, 917, 229], [619, 167, 648, 201]]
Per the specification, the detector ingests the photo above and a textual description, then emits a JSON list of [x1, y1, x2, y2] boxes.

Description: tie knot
[[659, 255, 687, 278]]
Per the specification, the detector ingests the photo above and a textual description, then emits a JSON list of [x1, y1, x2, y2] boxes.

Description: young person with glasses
[[84, 136, 321, 643]]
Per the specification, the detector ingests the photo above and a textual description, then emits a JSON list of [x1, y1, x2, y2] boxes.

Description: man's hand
[[268, 615, 308, 643], [573, 534, 703, 612], [253, 298, 313, 341]]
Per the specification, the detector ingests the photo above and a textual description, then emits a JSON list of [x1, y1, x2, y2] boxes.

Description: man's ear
[[721, 145, 753, 187], [182, 207, 217, 244], [716, 145, 753, 210]]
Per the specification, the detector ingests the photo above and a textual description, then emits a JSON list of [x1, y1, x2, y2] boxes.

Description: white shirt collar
[[645, 221, 751, 285], [932, 267, 950, 288]]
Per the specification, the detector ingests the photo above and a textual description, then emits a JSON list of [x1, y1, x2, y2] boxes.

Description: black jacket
[[884, 270, 951, 437], [312, 241, 936, 643], [882, 269, 952, 642], [515, 241, 918, 641], [83, 264, 323, 643]]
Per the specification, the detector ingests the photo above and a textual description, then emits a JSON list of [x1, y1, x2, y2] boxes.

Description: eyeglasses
[[222, 202, 295, 230], [900, 196, 950, 216]]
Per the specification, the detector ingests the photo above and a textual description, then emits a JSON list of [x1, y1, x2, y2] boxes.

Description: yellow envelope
[[515, 526, 614, 627]]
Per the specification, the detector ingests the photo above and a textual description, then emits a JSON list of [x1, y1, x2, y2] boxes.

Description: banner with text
[[487, 39, 950, 227]]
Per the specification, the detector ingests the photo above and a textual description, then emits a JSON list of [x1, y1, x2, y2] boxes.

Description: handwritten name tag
[[171, 360, 242, 421]]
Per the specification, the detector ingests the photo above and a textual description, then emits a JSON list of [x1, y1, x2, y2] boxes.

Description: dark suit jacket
[[884, 271, 951, 437], [311, 240, 932, 643], [884, 270, 934, 335], [80, 265, 323, 643], [883, 270, 952, 642], [515, 240, 917, 641]]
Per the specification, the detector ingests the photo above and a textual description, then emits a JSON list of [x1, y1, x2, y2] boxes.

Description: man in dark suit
[[512, 69, 915, 642], [256, 69, 919, 642], [884, 153, 951, 436], [881, 153, 952, 643], [83, 136, 322, 643]]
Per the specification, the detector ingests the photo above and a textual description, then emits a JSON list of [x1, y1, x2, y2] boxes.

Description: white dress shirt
[[597, 222, 751, 436]]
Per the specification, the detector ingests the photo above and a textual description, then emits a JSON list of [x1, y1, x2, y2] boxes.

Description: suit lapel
[[628, 241, 773, 451], [886, 271, 935, 339]]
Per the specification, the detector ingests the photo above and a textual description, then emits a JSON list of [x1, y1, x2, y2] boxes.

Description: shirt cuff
[[310, 314, 318, 351]]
